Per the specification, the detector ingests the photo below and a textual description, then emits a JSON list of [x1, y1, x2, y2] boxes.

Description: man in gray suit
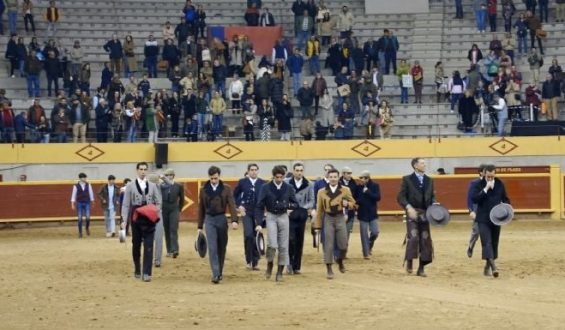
[[121, 162, 162, 282], [160, 168, 185, 258], [396, 157, 437, 277]]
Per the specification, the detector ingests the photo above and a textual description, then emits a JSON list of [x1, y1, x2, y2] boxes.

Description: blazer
[[314, 184, 356, 229], [396, 172, 436, 211], [121, 179, 162, 223], [356, 179, 381, 222], [471, 177, 510, 224], [285, 177, 315, 210], [160, 180, 184, 211], [98, 184, 120, 210], [198, 180, 238, 229], [233, 177, 266, 211]]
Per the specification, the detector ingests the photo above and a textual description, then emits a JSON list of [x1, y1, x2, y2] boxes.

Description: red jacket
[[488, 0, 497, 14], [1, 108, 15, 128]]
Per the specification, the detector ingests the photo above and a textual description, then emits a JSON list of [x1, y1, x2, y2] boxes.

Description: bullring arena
[[2, 138, 565, 329]]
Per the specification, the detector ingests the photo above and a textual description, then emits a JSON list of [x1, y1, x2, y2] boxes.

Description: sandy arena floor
[[1, 220, 565, 329]]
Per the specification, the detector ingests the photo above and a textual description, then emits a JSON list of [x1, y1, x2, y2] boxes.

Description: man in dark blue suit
[[397, 157, 437, 277], [234, 163, 265, 270], [313, 164, 334, 246], [466, 164, 487, 258]]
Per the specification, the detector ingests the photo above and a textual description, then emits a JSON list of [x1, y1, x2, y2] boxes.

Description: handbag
[[337, 84, 351, 97], [536, 28, 547, 39]]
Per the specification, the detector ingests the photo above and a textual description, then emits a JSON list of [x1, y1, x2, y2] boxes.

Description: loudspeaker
[[155, 143, 168, 169]]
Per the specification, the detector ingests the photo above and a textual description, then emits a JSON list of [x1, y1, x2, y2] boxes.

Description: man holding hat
[[466, 164, 487, 258], [160, 168, 185, 259], [284, 161, 315, 275], [339, 166, 359, 245], [98, 174, 120, 238], [356, 170, 381, 259], [71, 172, 95, 238], [197, 166, 239, 284], [471, 164, 511, 277], [397, 157, 437, 277]]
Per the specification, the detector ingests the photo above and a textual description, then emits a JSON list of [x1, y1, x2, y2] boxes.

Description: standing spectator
[[69, 95, 89, 143], [162, 38, 180, 78], [557, 0, 565, 22], [337, 5, 353, 39], [326, 37, 342, 76], [229, 35, 243, 77], [319, 88, 334, 127], [79, 63, 91, 95], [455, 0, 464, 18], [259, 7, 275, 26], [295, 10, 313, 51], [271, 39, 288, 66], [69, 41, 83, 77], [306, 35, 320, 75], [475, 2, 488, 33], [338, 102, 354, 139], [36, 116, 50, 143], [487, 0, 498, 32], [286, 48, 304, 97], [6, 0, 17, 35], [0, 0, 5, 36], [502, 32, 516, 64], [411, 60, 424, 104], [14, 111, 30, 143], [137, 73, 151, 97], [51, 99, 69, 143], [210, 91, 225, 137], [514, 13, 529, 56], [527, 47, 543, 84], [275, 94, 293, 141], [123, 35, 138, 78], [311, 72, 327, 115], [95, 98, 111, 143], [244, 3, 260, 26], [44, 50, 60, 97], [144, 35, 159, 78], [524, 0, 537, 14], [196, 5, 206, 39], [458, 90, 479, 133], [70, 173, 95, 238], [297, 81, 314, 119], [5, 34, 18, 78], [491, 93, 508, 136], [525, 81, 541, 121], [103, 34, 124, 76], [145, 101, 158, 143], [100, 62, 113, 90], [299, 115, 314, 140], [183, 0, 196, 31], [319, 11, 334, 46], [22, 0, 36, 34], [385, 30, 399, 75], [258, 98, 274, 141], [175, 17, 190, 57], [378, 100, 393, 139], [162, 21, 175, 43], [397, 59, 410, 104], [228, 73, 244, 111], [1, 100, 15, 143], [525, 10, 543, 55], [434, 61, 445, 102], [291, 0, 307, 31], [502, 0, 515, 32], [538, 0, 548, 22], [489, 33, 503, 57], [45, 1, 59, 37], [27, 98, 45, 141], [448, 70, 467, 112], [542, 74, 561, 121], [212, 59, 227, 97], [16, 37, 27, 78], [468, 44, 484, 66]]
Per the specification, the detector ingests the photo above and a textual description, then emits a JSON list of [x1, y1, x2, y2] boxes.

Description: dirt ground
[[1, 220, 565, 329]]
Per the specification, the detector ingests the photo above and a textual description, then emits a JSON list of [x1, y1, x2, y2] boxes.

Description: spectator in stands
[[454, 0, 464, 19], [28, 37, 40, 51], [291, 0, 307, 31], [271, 39, 288, 65], [5, 34, 17, 78], [502, 32, 515, 64], [338, 102, 354, 139], [514, 13, 528, 56], [5, 0, 17, 35], [0, 100, 14, 143], [229, 35, 243, 77], [501, 0, 515, 33], [311, 72, 327, 116], [509, 65, 523, 86], [69, 41, 83, 77], [525, 81, 541, 121], [108, 75, 125, 100], [146, 101, 158, 143], [319, 88, 334, 127], [23, 51, 40, 98], [489, 33, 502, 57], [258, 98, 274, 141], [538, 0, 548, 23], [276, 94, 293, 141], [103, 34, 124, 77], [67, 96, 87, 143], [22, 0, 35, 34], [163, 38, 181, 78], [348, 70, 362, 114], [144, 35, 159, 78], [558, 0, 565, 22], [525, 10, 543, 55], [125, 101, 140, 142], [162, 21, 174, 44], [137, 74, 150, 98], [549, 58, 563, 80], [487, 0, 497, 32], [44, 50, 60, 97], [459, 90, 479, 133], [287, 48, 304, 97], [492, 93, 508, 136], [259, 7, 275, 26], [524, 0, 537, 14], [483, 50, 499, 84], [505, 79, 522, 120], [95, 98, 111, 143], [100, 62, 113, 91], [248, 0, 262, 9], [300, 115, 314, 140], [319, 11, 334, 46], [79, 63, 91, 95], [212, 59, 227, 98], [0, 1, 5, 36], [411, 60, 424, 104], [449, 71, 467, 112], [467, 44, 483, 66], [27, 98, 45, 140], [297, 81, 314, 119], [337, 6, 353, 39], [195, 5, 207, 39], [210, 91, 225, 137], [36, 116, 50, 143], [434, 61, 445, 102], [245, 3, 260, 27], [123, 35, 138, 78], [52, 100, 68, 143], [326, 37, 342, 76], [14, 37, 26, 77], [306, 35, 321, 75], [45, 1, 59, 37], [295, 9, 314, 51], [14, 111, 30, 142], [542, 74, 561, 121], [397, 59, 410, 104], [175, 17, 190, 57], [378, 100, 393, 139], [527, 47, 543, 84]]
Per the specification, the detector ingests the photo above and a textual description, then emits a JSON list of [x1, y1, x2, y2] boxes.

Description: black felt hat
[[194, 231, 207, 258]]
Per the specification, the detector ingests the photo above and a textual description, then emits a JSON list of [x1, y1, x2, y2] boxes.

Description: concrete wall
[[365, 0, 429, 14]]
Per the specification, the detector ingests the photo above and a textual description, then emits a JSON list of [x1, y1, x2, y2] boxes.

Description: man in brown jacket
[[313, 169, 356, 279], [197, 166, 239, 284]]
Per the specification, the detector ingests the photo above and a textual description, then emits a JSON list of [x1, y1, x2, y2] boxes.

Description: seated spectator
[[245, 4, 260, 27], [259, 7, 275, 26], [299, 115, 314, 140], [378, 100, 394, 139]]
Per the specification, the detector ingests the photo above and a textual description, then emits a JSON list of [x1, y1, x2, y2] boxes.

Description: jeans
[[197, 112, 206, 136], [2, 127, 14, 143], [205, 214, 229, 278], [359, 219, 379, 257], [8, 10, 16, 35], [384, 50, 397, 74], [243, 214, 260, 266], [215, 81, 225, 96], [300, 105, 311, 119], [132, 219, 156, 276], [127, 122, 137, 142], [476, 10, 487, 31], [212, 114, 223, 135], [400, 87, 408, 103], [57, 133, 67, 143], [292, 72, 301, 96], [517, 35, 528, 54], [26, 75, 40, 97], [296, 30, 311, 51], [539, 2, 549, 22], [450, 93, 462, 111], [146, 56, 157, 78], [455, 0, 463, 18], [76, 202, 91, 236], [309, 55, 320, 75], [46, 21, 56, 37], [378, 51, 386, 74], [18, 59, 25, 76], [104, 208, 116, 234], [497, 112, 507, 136]]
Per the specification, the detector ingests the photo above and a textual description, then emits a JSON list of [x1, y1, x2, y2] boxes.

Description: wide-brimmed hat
[[490, 203, 514, 226], [425, 204, 451, 226], [119, 229, 126, 243], [255, 231, 265, 256], [194, 231, 207, 258]]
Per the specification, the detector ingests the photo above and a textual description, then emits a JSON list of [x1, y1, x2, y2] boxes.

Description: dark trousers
[[479, 221, 500, 260], [96, 122, 108, 143], [405, 216, 433, 265], [384, 50, 397, 74], [529, 30, 544, 54], [24, 13, 35, 32], [205, 214, 229, 278], [489, 14, 497, 31], [47, 75, 59, 96], [288, 217, 307, 271], [468, 221, 480, 250], [163, 206, 180, 254], [132, 219, 156, 276], [243, 214, 260, 266], [9, 57, 17, 76]]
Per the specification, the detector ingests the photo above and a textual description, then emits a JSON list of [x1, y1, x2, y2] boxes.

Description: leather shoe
[[275, 273, 283, 282], [155, 261, 161, 268], [467, 246, 473, 258], [417, 266, 427, 277], [326, 264, 334, 280], [406, 260, 413, 274], [134, 272, 141, 279], [211, 276, 220, 284], [337, 260, 346, 273], [172, 252, 179, 258], [483, 264, 492, 276]]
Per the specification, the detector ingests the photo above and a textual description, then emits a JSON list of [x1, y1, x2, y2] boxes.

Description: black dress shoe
[[134, 272, 141, 279], [483, 264, 492, 276], [467, 246, 473, 258], [406, 260, 413, 274], [172, 252, 179, 258], [417, 266, 427, 277], [211, 276, 220, 284], [86, 228, 90, 236]]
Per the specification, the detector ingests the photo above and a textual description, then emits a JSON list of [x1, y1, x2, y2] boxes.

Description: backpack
[[488, 62, 499, 76]]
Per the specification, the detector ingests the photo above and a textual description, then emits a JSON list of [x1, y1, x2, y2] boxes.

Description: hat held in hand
[[425, 204, 451, 226], [489, 203, 514, 226]]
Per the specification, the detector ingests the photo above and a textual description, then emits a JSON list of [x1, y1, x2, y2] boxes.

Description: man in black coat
[[397, 157, 437, 277], [44, 50, 60, 97], [356, 170, 381, 259], [471, 164, 510, 278]]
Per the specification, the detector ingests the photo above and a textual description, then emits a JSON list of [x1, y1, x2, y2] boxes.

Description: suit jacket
[[160, 181, 184, 211], [98, 184, 120, 210], [121, 179, 162, 223], [314, 185, 356, 229], [396, 172, 436, 211], [471, 177, 510, 224]]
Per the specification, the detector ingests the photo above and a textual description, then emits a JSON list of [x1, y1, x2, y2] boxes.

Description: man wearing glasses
[[255, 165, 298, 282], [160, 168, 185, 259], [121, 162, 162, 282], [356, 170, 381, 259]]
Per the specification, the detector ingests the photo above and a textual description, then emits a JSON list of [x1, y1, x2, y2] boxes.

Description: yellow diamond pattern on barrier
[[489, 138, 518, 155], [351, 140, 381, 158], [214, 143, 243, 160], [75, 144, 105, 162], [182, 196, 194, 212]]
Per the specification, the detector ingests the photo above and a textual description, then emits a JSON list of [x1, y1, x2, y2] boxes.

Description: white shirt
[[108, 184, 115, 209], [492, 97, 508, 117], [294, 178, 303, 189], [211, 183, 219, 191], [249, 177, 258, 186], [329, 184, 338, 194], [137, 178, 147, 192], [70, 181, 95, 202], [274, 182, 283, 190]]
